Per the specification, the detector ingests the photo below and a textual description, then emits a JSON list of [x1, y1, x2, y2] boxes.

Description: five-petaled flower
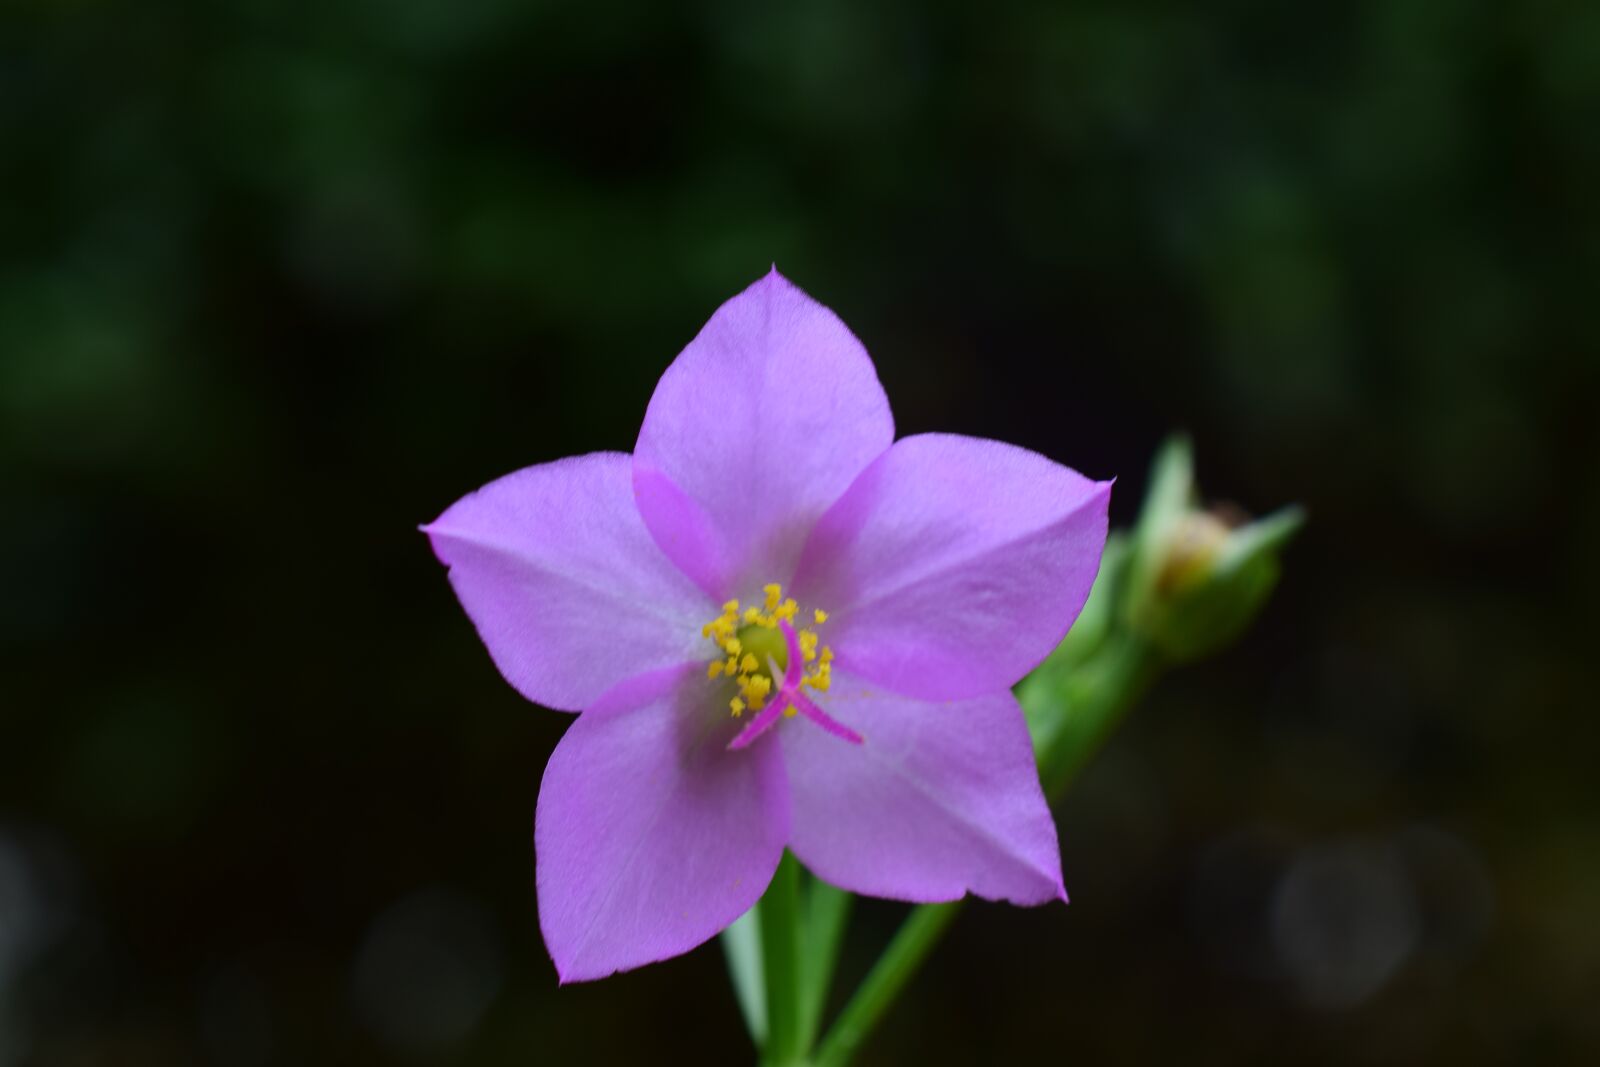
[[424, 270, 1111, 981]]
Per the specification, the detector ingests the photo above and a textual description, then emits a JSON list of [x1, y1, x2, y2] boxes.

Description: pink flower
[[424, 270, 1111, 981]]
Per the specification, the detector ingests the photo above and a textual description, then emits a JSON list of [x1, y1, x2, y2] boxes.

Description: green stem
[[811, 903, 962, 1067], [798, 879, 853, 1051], [759, 851, 805, 1067], [1041, 634, 1158, 797], [721, 902, 766, 1046], [810, 635, 1162, 1066]]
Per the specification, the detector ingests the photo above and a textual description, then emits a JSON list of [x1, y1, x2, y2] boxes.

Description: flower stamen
[[724, 622, 862, 750], [697, 583, 850, 740]]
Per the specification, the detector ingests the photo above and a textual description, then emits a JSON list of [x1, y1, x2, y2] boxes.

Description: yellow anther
[[804, 660, 832, 691], [702, 584, 835, 720], [783, 704, 798, 718]]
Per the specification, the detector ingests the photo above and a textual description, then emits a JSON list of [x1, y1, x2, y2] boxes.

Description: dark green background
[[3, 1, 1596, 1063]]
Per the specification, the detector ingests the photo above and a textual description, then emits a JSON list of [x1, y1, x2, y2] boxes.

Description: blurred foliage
[[1, 0, 1597, 1063]]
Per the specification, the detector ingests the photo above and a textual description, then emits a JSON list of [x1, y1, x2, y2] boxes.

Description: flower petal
[[633, 269, 894, 598], [780, 671, 1064, 904], [424, 452, 710, 712], [535, 665, 789, 981], [792, 433, 1111, 701]]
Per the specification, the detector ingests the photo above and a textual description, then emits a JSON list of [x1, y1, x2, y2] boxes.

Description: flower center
[[698, 583, 859, 750], [700, 583, 834, 718]]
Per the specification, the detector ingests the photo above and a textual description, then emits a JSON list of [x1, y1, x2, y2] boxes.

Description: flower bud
[[1123, 436, 1303, 662]]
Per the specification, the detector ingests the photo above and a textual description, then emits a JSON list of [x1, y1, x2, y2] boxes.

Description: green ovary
[[735, 622, 789, 678]]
